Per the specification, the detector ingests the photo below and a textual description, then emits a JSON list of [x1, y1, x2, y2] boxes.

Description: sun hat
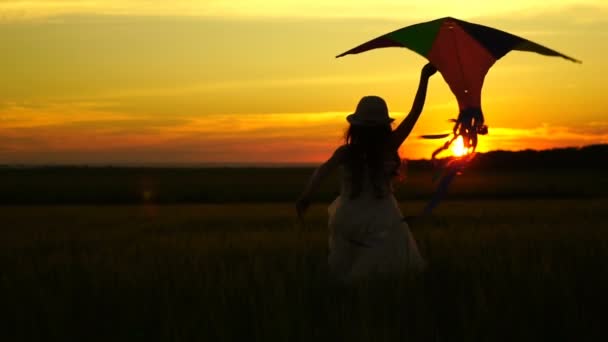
[[346, 96, 394, 126]]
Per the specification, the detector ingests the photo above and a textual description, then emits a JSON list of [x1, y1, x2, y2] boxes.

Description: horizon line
[[0, 144, 604, 168]]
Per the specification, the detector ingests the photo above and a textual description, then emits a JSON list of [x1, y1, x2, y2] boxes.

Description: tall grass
[[1, 167, 606, 204], [1, 200, 607, 340]]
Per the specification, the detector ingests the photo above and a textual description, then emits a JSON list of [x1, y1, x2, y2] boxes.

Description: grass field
[[1, 166, 606, 204], [2, 199, 608, 341]]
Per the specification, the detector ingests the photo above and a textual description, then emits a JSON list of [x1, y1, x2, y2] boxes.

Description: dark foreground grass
[[1, 167, 606, 204], [1, 200, 607, 341]]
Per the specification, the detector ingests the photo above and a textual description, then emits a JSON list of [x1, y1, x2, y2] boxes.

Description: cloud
[[0, 6, 600, 118], [0, 1, 606, 21], [2, 100, 607, 163], [0, 101, 348, 163], [478, 122, 608, 152], [0, 4, 605, 163]]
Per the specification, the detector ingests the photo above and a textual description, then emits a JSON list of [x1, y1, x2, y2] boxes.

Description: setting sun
[[451, 136, 473, 157]]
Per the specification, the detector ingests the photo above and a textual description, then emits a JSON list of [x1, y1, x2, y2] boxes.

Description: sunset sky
[[0, 1, 606, 164]]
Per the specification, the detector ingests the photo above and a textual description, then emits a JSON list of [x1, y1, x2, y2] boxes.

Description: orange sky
[[0, 1, 607, 164]]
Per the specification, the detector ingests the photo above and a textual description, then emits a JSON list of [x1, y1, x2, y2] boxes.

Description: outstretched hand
[[422, 63, 438, 79]]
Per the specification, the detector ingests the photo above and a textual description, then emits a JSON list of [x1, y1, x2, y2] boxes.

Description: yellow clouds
[[3, 97, 606, 164], [0, 1, 213, 20], [175, 112, 347, 163], [200, 0, 608, 20], [396, 122, 608, 162], [0, 101, 348, 163], [1, 4, 606, 164], [1, 1, 605, 20], [483, 123, 608, 151], [0, 102, 193, 161]]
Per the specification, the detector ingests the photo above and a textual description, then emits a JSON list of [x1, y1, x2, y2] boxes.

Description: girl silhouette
[[296, 63, 437, 281]]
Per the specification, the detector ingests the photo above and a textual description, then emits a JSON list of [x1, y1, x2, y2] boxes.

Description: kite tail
[[423, 152, 476, 215], [431, 136, 457, 160], [423, 108, 487, 160], [423, 166, 458, 216], [420, 108, 487, 215]]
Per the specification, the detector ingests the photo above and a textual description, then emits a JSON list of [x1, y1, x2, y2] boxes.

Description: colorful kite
[[337, 17, 580, 213]]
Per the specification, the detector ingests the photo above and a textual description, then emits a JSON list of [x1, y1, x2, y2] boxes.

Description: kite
[[336, 17, 580, 213]]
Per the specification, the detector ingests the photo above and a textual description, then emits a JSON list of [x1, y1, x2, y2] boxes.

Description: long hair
[[344, 124, 401, 199]]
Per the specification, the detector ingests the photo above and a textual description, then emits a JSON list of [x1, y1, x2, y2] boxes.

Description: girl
[[296, 63, 437, 281]]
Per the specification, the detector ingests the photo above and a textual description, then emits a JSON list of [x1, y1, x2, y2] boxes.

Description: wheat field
[[1, 199, 607, 341]]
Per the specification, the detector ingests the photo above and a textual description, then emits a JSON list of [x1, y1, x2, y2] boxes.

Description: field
[[1, 166, 606, 204], [2, 195, 608, 341]]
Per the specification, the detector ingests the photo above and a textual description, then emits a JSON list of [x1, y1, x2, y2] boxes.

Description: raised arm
[[391, 63, 437, 149], [296, 145, 347, 219]]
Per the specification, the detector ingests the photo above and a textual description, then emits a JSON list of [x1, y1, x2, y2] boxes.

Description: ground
[[2, 199, 607, 341]]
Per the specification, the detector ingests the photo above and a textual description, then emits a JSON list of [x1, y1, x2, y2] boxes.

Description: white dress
[[327, 162, 425, 281]]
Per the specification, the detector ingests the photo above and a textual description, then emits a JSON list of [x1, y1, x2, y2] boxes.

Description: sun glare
[[451, 136, 472, 157]]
